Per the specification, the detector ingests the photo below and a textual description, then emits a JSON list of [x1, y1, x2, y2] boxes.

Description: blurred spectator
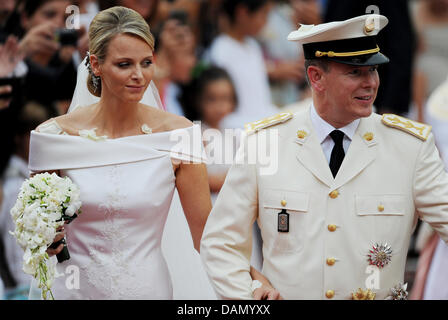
[[258, 0, 321, 107], [154, 13, 197, 115], [0, 84, 13, 110], [71, 0, 98, 65], [207, 0, 278, 129], [75, 0, 99, 23], [99, 0, 160, 26], [18, 0, 82, 114], [411, 0, 448, 122], [0, 0, 16, 40], [324, 0, 416, 116], [0, 100, 52, 300], [0, 35, 24, 110], [179, 66, 238, 201], [0, 0, 15, 34], [194, 0, 224, 58], [205, 1, 273, 273], [0, 35, 24, 77], [0, 12, 27, 183]]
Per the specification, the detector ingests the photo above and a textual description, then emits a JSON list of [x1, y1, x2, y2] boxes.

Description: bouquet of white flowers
[[10, 172, 82, 299]]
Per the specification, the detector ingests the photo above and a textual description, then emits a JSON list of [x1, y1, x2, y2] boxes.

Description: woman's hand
[[46, 226, 65, 257], [250, 266, 284, 300], [253, 284, 284, 300]]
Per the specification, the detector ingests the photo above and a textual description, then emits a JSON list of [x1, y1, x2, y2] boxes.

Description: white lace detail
[[82, 165, 150, 299]]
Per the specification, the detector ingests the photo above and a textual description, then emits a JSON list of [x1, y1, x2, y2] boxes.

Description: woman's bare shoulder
[[36, 105, 95, 135], [140, 105, 193, 132], [164, 113, 194, 131]]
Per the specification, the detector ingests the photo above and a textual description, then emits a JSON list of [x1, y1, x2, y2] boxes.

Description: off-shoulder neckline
[[42, 118, 194, 141]]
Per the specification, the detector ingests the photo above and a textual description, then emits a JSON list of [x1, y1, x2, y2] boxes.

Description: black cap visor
[[326, 52, 389, 66], [303, 36, 390, 66]]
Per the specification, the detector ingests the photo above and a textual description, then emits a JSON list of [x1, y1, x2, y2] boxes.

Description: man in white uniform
[[200, 14, 448, 300]]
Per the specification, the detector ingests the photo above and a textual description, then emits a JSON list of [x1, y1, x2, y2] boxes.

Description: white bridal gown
[[28, 120, 215, 299]]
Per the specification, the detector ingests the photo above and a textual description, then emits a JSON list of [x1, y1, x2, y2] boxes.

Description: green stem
[[38, 260, 54, 300]]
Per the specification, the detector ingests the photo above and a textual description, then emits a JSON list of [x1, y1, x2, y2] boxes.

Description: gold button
[[326, 258, 336, 266], [281, 200, 287, 207], [328, 224, 337, 232], [363, 132, 374, 141], [297, 130, 307, 139], [326, 290, 335, 299], [329, 190, 339, 199], [378, 205, 384, 212]]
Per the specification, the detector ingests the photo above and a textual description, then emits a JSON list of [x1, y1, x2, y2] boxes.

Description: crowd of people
[[0, 0, 447, 300]]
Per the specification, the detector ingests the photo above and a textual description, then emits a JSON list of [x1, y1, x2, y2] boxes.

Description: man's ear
[[90, 54, 101, 77], [307, 65, 325, 92]]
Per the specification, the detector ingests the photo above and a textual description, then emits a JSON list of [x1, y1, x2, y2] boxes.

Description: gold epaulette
[[244, 112, 293, 135], [381, 114, 432, 141]]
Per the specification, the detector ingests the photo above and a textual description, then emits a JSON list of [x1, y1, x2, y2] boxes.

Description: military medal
[[367, 243, 392, 268], [351, 288, 376, 300], [278, 209, 289, 232], [385, 283, 408, 300]]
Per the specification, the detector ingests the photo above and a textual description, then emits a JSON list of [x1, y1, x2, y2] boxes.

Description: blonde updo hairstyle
[[87, 6, 155, 97]]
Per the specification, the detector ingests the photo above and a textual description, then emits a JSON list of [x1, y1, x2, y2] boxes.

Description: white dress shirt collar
[[310, 104, 360, 143]]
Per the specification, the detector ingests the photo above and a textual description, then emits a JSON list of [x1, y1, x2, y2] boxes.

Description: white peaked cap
[[287, 14, 388, 44]]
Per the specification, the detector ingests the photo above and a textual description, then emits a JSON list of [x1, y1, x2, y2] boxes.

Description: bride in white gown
[[28, 6, 213, 299]]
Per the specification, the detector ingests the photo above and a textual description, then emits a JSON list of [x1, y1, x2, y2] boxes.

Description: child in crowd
[[180, 64, 264, 271], [181, 66, 237, 202], [207, 0, 278, 129]]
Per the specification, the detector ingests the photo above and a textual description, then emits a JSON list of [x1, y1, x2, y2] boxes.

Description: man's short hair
[[304, 59, 331, 86], [221, 0, 269, 23]]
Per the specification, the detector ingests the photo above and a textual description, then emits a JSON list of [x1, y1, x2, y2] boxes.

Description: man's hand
[[0, 85, 12, 109], [18, 22, 59, 58], [0, 35, 24, 76]]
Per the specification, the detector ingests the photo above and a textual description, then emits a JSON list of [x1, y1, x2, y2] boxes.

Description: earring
[[86, 52, 100, 92], [92, 74, 100, 93]]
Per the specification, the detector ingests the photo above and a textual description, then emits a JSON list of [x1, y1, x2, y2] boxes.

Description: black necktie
[[329, 130, 345, 178]]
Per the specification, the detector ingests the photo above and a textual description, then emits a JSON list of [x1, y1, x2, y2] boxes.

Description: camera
[[54, 28, 78, 46]]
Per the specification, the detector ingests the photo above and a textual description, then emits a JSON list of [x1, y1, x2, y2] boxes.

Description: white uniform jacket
[[200, 106, 448, 300]]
